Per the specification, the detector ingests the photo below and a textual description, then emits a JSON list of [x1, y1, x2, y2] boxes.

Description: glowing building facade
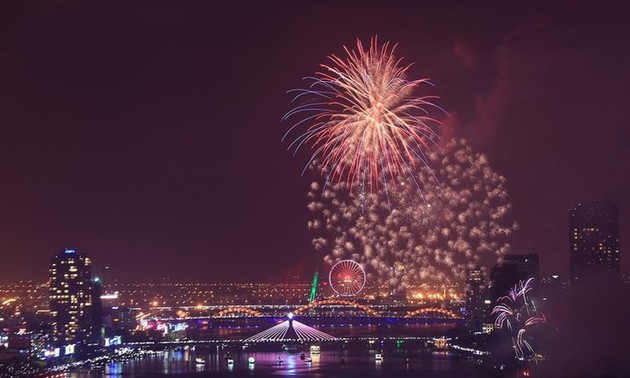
[[569, 199, 620, 285], [49, 249, 95, 346], [465, 266, 485, 333]]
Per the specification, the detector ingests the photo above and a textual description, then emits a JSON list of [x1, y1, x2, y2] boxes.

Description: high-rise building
[[49, 248, 96, 346], [569, 199, 620, 286], [489, 253, 539, 303], [92, 277, 104, 342], [465, 266, 485, 333], [502, 254, 539, 280]]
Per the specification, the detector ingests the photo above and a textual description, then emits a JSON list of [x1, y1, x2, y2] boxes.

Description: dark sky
[[0, 1, 628, 283]]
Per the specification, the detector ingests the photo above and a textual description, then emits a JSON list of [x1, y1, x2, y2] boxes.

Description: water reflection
[[65, 347, 488, 378], [104, 361, 121, 376]]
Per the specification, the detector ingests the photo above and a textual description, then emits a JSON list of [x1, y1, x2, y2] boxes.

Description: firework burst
[[283, 37, 443, 191], [492, 278, 548, 361], [308, 139, 517, 291]]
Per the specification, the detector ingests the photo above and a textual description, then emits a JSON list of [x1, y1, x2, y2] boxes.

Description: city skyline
[[0, 1, 628, 283]]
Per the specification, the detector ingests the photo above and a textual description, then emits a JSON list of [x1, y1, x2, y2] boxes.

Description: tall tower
[[569, 199, 620, 286], [465, 266, 485, 333], [49, 248, 95, 346]]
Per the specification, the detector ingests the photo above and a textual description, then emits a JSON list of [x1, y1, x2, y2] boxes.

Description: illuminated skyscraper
[[465, 266, 485, 333], [570, 199, 620, 286], [49, 248, 95, 346]]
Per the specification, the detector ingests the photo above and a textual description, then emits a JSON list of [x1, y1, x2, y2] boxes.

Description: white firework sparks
[[283, 37, 442, 191], [308, 138, 517, 291]]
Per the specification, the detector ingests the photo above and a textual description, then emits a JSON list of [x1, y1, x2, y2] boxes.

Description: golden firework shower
[[308, 139, 517, 292], [283, 37, 442, 191]]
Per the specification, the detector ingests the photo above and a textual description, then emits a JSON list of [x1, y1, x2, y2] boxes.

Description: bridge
[[215, 307, 265, 317], [404, 307, 460, 319], [137, 299, 464, 345], [161, 299, 462, 320], [148, 299, 462, 334], [293, 299, 382, 317]]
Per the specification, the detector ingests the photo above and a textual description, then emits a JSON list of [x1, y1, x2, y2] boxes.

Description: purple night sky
[[0, 1, 628, 282]]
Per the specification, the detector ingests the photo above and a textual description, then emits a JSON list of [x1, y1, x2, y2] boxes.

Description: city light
[[0, 5, 624, 376]]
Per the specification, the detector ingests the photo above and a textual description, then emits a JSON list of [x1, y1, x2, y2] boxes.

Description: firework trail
[[308, 138, 517, 291], [283, 37, 442, 192], [492, 278, 548, 361]]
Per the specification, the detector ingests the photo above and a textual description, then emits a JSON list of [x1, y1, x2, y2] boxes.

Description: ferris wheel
[[329, 260, 366, 297]]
